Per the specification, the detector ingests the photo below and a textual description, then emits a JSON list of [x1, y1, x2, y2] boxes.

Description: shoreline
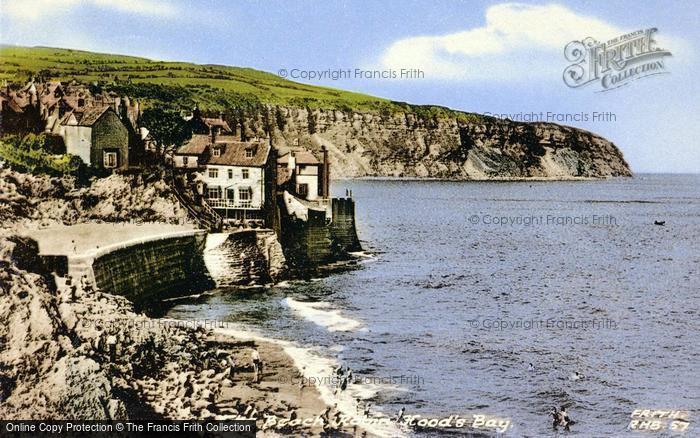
[[0, 234, 356, 434], [333, 175, 624, 182]]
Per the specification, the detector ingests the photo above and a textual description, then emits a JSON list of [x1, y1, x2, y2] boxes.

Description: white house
[[277, 150, 324, 200], [202, 140, 272, 223]]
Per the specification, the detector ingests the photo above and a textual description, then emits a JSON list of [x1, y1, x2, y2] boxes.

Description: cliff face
[[251, 108, 631, 179]]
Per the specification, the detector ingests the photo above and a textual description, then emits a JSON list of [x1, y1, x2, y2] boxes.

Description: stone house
[[60, 106, 129, 170]]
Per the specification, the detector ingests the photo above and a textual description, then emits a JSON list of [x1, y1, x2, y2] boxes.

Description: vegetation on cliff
[[0, 45, 631, 179], [0, 45, 483, 122]]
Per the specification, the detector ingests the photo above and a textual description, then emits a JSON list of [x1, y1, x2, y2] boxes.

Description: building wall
[[63, 125, 92, 165], [203, 164, 265, 209], [296, 164, 320, 200], [174, 154, 201, 168], [90, 111, 129, 169]]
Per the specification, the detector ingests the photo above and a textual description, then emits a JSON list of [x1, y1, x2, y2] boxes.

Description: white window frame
[[213, 147, 221, 157], [242, 168, 249, 179], [208, 168, 218, 178], [228, 169, 233, 179], [238, 187, 252, 207], [207, 187, 221, 199], [245, 148, 254, 158], [182, 156, 189, 167], [103, 151, 118, 168]]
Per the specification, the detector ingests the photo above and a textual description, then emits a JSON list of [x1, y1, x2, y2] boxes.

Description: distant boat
[[654, 220, 666, 226]]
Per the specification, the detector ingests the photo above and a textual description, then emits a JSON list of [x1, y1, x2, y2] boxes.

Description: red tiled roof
[[74, 106, 111, 126], [278, 150, 320, 165], [207, 141, 270, 167], [175, 134, 211, 155]]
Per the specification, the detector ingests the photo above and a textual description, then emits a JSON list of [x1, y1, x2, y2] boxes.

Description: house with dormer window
[[199, 139, 275, 224]]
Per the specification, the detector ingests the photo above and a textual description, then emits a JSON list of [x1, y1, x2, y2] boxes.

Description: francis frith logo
[[563, 28, 672, 91]]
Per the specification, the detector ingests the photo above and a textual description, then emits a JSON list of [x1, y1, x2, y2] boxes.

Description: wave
[[213, 324, 405, 437], [283, 297, 366, 332]]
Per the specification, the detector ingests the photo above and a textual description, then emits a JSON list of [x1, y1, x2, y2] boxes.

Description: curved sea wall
[[71, 230, 213, 304]]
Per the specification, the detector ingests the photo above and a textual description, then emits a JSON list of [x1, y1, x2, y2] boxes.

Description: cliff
[[1, 47, 631, 180], [0, 47, 631, 179], [258, 107, 631, 179]]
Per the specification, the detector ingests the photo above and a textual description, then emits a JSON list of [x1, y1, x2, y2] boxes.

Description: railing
[[206, 198, 255, 209], [166, 169, 223, 232]]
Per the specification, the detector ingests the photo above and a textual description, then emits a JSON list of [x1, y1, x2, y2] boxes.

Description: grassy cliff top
[[0, 45, 482, 121]]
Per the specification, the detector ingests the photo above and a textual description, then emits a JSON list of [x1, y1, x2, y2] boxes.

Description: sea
[[166, 174, 700, 437]]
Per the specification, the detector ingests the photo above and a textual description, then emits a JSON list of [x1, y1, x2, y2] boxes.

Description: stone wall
[[279, 197, 361, 273], [88, 231, 212, 304], [204, 230, 286, 287], [329, 198, 361, 253], [91, 110, 129, 169]]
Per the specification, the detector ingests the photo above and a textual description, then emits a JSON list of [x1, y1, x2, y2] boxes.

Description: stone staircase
[[167, 169, 223, 232]]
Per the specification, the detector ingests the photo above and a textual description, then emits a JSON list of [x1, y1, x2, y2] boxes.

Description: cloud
[[376, 3, 682, 82], [1, 0, 178, 21]]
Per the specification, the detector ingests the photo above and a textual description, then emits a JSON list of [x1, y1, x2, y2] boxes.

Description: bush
[[0, 134, 82, 176]]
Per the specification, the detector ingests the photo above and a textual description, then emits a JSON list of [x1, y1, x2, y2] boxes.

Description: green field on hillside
[[0, 45, 481, 122]]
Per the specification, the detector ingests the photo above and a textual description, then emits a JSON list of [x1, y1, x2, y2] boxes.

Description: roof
[[74, 106, 111, 126], [278, 150, 320, 165], [175, 134, 211, 155], [207, 141, 270, 167], [202, 117, 232, 132]]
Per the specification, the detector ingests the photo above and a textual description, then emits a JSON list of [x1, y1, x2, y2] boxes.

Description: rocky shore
[[0, 235, 338, 433], [0, 168, 354, 434]]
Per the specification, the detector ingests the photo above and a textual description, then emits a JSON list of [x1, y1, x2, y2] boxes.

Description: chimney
[[211, 127, 217, 143], [321, 145, 330, 198], [287, 152, 296, 170]]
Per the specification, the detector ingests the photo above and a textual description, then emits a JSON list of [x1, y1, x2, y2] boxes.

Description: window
[[182, 156, 189, 167], [242, 169, 249, 179], [207, 187, 221, 199], [208, 168, 218, 178], [297, 183, 308, 197], [213, 147, 221, 157], [245, 148, 254, 158], [228, 169, 233, 179], [238, 187, 252, 207], [103, 151, 118, 168]]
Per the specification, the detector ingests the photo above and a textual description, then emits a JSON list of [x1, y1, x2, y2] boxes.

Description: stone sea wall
[[87, 231, 213, 304], [279, 197, 361, 271], [203, 230, 286, 287]]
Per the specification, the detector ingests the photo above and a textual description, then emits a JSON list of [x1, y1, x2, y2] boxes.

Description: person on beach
[[80, 274, 93, 294], [251, 348, 262, 383], [364, 402, 371, 417], [106, 334, 117, 362], [397, 407, 405, 423], [69, 282, 77, 302]]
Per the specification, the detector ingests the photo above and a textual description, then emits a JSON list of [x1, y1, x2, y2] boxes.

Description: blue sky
[[1, 0, 698, 173]]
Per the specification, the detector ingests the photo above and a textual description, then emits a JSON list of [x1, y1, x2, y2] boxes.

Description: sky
[[1, 0, 698, 173]]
